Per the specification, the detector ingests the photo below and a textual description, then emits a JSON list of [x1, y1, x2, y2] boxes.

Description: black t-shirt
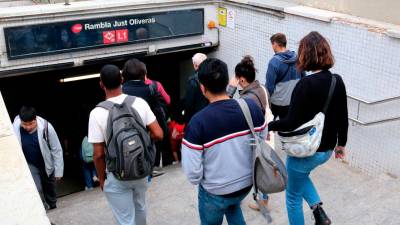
[[269, 70, 349, 151]]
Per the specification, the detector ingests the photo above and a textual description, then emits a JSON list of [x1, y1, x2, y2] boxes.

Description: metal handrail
[[347, 95, 400, 126], [349, 116, 400, 126], [347, 95, 400, 105]]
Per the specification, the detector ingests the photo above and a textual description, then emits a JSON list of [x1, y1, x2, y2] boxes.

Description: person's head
[[122, 58, 147, 81], [235, 55, 257, 88], [100, 64, 122, 90], [270, 33, 287, 53], [19, 106, 37, 133], [136, 27, 149, 39], [297, 31, 334, 72], [198, 58, 229, 98], [192, 53, 207, 71]]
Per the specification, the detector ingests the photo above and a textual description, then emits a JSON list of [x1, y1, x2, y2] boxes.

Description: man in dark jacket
[[122, 58, 173, 173], [183, 53, 208, 124], [266, 33, 304, 119]]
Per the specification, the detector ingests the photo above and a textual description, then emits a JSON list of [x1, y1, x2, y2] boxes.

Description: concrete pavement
[[48, 158, 400, 225]]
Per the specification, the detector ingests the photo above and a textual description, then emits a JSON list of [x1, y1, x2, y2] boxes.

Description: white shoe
[[92, 176, 99, 182]]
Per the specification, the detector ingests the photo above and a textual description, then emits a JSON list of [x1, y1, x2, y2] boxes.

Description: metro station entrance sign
[[4, 9, 204, 59]]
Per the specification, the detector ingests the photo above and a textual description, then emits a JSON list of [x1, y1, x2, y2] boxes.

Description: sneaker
[[152, 167, 165, 177], [92, 176, 99, 182], [313, 205, 331, 225], [85, 186, 93, 191], [248, 199, 269, 211]]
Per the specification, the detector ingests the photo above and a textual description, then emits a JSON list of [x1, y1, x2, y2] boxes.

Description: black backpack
[[97, 96, 156, 180]]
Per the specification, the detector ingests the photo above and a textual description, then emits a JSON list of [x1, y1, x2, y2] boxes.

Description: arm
[[147, 120, 163, 141], [336, 76, 349, 158], [181, 118, 204, 184], [227, 76, 239, 98], [93, 143, 106, 190], [47, 123, 64, 179], [181, 142, 204, 185], [156, 81, 171, 105], [266, 61, 278, 96]]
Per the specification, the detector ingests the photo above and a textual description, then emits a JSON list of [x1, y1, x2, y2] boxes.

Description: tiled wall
[[213, 4, 400, 177]]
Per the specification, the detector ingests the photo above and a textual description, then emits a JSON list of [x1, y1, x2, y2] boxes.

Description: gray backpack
[[97, 96, 156, 180], [237, 99, 287, 193]]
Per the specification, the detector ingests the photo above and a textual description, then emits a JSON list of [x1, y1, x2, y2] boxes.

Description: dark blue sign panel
[[4, 9, 204, 59]]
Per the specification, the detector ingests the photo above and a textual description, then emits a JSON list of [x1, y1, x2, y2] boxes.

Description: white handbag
[[278, 76, 336, 158]]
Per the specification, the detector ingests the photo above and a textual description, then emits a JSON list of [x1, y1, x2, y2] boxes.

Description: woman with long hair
[[268, 31, 348, 225]]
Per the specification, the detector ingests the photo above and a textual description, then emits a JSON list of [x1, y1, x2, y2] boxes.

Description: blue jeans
[[286, 150, 333, 225], [82, 161, 97, 188], [198, 185, 249, 225]]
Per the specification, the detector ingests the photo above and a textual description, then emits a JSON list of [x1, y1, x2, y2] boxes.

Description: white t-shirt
[[88, 94, 156, 144]]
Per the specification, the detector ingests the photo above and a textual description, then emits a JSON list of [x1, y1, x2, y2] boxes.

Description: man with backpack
[[88, 64, 163, 225], [266, 33, 304, 119], [13, 106, 64, 210], [181, 58, 267, 224], [122, 58, 173, 175]]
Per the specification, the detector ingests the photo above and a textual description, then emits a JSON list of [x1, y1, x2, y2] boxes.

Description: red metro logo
[[71, 24, 83, 34]]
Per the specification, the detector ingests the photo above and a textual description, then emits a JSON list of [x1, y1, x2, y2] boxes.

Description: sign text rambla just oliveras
[[84, 18, 156, 30], [4, 9, 204, 59]]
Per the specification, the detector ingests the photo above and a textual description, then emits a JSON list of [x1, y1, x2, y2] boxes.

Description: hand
[[229, 77, 239, 87], [55, 177, 62, 181], [266, 132, 271, 141], [99, 178, 105, 191], [335, 146, 346, 159]]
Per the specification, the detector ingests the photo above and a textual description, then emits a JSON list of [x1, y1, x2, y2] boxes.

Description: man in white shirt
[[88, 64, 163, 225]]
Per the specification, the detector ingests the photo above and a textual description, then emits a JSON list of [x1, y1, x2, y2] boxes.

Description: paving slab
[[48, 159, 400, 225]]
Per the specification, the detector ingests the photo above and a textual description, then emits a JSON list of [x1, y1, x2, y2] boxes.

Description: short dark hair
[[100, 64, 122, 89], [19, 106, 36, 122], [122, 58, 147, 81], [270, 33, 287, 47], [198, 58, 229, 94], [235, 55, 257, 83], [297, 31, 334, 71]]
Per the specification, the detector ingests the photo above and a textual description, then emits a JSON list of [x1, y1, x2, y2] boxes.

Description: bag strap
[[123, 95, 147, 130], [96, 100, 114, 111], [236, 99, 276, 167], [322, 75, 337, 114], [43, 119, 51, 149], [244, 90, 265, 114]]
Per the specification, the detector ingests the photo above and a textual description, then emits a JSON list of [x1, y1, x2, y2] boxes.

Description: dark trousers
[[154, 120, 174, 167], [154, 136, 174, 167], [28, 164, 57, 208], [271, 104, 290, 120]]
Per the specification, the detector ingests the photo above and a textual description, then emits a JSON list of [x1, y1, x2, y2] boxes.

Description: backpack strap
[[322, 75, 337, 114], [96, 100, 114, 111], [123, 95, 147, 130], [42, 119, 51, 149]]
